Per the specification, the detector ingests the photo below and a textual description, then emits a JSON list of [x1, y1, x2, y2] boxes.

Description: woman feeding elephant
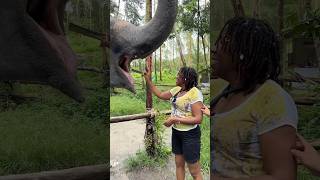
[[144, 66, 204, 180]]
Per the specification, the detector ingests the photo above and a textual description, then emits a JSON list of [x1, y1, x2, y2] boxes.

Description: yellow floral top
[[170, 86, 203, 131], [211, 80, 298, 177]]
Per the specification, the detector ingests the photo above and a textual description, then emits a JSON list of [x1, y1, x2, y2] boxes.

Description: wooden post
[[160, 46, 162, 81], [154, 51, 157, 82], [144, 0, 156, 157], [252, 0, 260, 17], [145, 56, 156, 157], [230, 0, 245, 17]]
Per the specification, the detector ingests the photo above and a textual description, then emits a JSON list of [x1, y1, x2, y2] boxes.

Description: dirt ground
[[110, 120, 209, 180]]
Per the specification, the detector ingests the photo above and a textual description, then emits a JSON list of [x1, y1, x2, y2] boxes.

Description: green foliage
[[178, 0, 210, 36], [297, 105, 320, 140], [283, 8, 320, 38], [298, 167, 320, 180], [123, 0, 143, 26], [200, 116, 210, 172]]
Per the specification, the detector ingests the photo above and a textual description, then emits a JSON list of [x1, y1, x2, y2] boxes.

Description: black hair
[[214, 17, 281, 94], [179, 67, 198, 91]]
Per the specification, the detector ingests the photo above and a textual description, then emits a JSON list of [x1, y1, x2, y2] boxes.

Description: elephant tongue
[[38, 26, 77, 76], [121, 68, 135, 93]]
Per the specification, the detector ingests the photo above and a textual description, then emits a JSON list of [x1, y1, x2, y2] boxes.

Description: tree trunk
[[187, 32, 193, 66], [278, 0, 284, 33], [154, 51, 157, 82], [197, 0, 200, 71], [278, 0, 286, 79], [230, 0, 245, 17], [252, 0, 260, 17], [313, 37, 320, 72], [92, 0, 101, 32], [201, 35, 208, 68], [298, 0, 304, 20], [176, 33, 186, 66], [144, 0, 156, 157], [140, 61, 145, 89], [305, 0, 312, 12], [117, 0, 121, 17]]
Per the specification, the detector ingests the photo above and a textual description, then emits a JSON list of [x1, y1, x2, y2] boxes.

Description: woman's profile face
[[176, 72, 185, 86], [212, 37, 238, 80]]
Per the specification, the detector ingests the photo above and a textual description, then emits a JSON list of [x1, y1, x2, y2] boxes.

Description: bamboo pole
[[110, 110, 171, 123]]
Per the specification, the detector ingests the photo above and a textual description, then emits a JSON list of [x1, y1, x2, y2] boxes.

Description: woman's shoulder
[[255, 79, 295, 107], [187, 87, 203, 101], [170, 86, 182, 95], [259, 80, 289, 97], [189, 86, 202, 94]]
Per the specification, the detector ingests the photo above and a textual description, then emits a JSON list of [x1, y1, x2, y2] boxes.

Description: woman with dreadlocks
[[210, 17, 298, 179], [144, 66, 204, 180]]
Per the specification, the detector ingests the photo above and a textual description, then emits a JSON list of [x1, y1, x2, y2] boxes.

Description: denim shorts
[[171, 125, 201, 164]]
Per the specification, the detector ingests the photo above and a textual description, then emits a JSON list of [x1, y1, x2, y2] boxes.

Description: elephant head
[[110, 0, 178, 92], [0, 0, 84, 102]]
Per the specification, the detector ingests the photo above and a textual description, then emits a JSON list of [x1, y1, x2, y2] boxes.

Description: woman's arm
[[164, 101, 203, 127], [211, 125, 297, 180], [291, 133, 320, 176], [143, 66, 172, 100]]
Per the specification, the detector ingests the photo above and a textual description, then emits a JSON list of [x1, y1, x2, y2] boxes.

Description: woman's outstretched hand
[[291, 133, 320, 176], [201, 104, 210, 116]]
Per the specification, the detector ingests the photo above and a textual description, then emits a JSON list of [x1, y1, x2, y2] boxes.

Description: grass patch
[[110, 95, 145, 116], [298, 167, 319, 180], [125, 114, 171, 171], [125, 149, 171, 171], [110, 87, 172, 117], [200, 116, 210, 172]]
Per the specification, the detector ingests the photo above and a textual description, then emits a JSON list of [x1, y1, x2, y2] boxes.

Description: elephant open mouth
[[27, 0, 77, 76], [119, 55, 134, 87], [0, 0, 83, 102]]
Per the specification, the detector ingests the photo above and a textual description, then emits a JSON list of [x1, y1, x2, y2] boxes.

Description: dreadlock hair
[[214, 17, 281, 94], [179, 67, 198, 91]]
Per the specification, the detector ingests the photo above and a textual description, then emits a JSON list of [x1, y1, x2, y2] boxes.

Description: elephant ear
[[0, 0, 84, 102]]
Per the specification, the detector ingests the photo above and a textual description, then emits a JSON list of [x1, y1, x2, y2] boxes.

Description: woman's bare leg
[[175, 154, 186, 180], [187, 161, 203, 180]]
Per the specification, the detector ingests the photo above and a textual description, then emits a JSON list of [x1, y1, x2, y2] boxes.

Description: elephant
[[110, 0, 178, 93], [0, 0, 84, 102], [0, 0, 177, 102]]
